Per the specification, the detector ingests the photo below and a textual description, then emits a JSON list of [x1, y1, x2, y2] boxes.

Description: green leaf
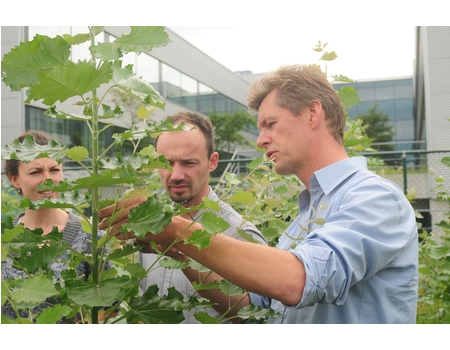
[[125, 262, 149, 279], [218, 279, 244, 296], [187, 259, 211, 273], [229, 189, 256, 204], [184, 229, 213, 250], [37, 168, 139, 191], [35, 304, 73, 324], [320, 51, 338, 61], [126, 285, 211, 324], [107, 244, 142, 261], [337, 86, 361, 110], [13, 227, 69, 274], [62, 27, 105, 45], [111, 61, 165, 109], [1, 134, 65, 163], [194, 311, 221, 324], [122, 197, 173, 238], [45, 105, 92, 121], [237, 304, 282, 320], [159, 257, 189, 270], [65, 276, 134, 307], [200, 212, 230, 234], [1, 34, 70, 91], [12, 275, 59, 308], [63, 146, 89, 161], [26, 60, 113, 105], [202, 197, 220, 212], [113, 26, 171, 55], [19, 191, 89, 211], [100, 153, 147, 171]]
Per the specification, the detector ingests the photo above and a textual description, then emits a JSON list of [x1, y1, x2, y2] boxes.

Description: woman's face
[[9, 158, 63, 201]]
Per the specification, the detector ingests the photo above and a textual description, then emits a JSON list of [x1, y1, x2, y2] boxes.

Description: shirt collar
[[310, 156, 368, 196]]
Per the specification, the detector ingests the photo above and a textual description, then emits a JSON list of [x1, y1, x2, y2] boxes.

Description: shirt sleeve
[[287, 180, 417, 309]]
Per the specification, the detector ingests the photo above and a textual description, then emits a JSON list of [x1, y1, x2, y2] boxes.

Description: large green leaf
[[65, 276, 135, 307], [1, 34, 70, 91], [111, 61, 165, 109], [35, 304, 73, 324], [218, 279, 244, 296], [11, 275, 59, 308], [199, 212, 230, 234], [126, 285, 211, 324], [1, 134, 65, 164], [194, 311, 221, 324], [122, 197, 173, 238], [13, 227, 69, 274], [337, 85, 361, 110], [114, 26, 172, 54], [26, 60, 113, 105], [237, 304, 282, 321]]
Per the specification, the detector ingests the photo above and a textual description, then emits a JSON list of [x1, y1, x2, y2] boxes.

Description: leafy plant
[[2, 26, 268, 324]]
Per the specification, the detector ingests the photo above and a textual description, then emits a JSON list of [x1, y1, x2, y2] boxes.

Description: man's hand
[[98, 196, 147, 239]]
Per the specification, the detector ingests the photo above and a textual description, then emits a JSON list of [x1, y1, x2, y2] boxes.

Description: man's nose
[[170, 164, 185, 180], [256, 131, 269, 149]]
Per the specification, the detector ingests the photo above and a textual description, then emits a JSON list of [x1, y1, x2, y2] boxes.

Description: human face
[[9, 158, 64, 201], [156, 126, 218, 207], [256, 89, 311, 176]]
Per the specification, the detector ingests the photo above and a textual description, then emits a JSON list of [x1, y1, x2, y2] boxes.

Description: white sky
[[168, 25, 417, 81]]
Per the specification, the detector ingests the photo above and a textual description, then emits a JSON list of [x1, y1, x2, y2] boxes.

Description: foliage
[[356, 105, 395, 152], [416, 156, 450, 323], [1, 26, 245, 324], [209, 110, 258, 156]]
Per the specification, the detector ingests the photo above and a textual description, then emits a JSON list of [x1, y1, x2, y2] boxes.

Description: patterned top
[[1, 211, 101, 323]]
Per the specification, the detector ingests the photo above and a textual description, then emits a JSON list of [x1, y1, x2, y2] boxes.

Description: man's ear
[[308, 100, 324, 126], [208, 152, 219, 172]]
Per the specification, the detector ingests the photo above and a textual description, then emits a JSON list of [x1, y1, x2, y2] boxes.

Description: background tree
[[209, 110, 257, 157], [355, 105, 395, 152]]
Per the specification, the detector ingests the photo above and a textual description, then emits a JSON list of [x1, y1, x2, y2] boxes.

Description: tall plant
[[1, 26, 263, 324]]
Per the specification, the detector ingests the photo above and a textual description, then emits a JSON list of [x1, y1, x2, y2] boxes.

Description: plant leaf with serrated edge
[[218, 279, 244, 296], [159, 257, 189, 270], [14, 227, 69, 274], [125, 262, 149, 279], [19, 191, 89, 210], [65, 276, 135, 307], [111, 61, 165, 109], [62, 27, 104, 45], [184, 229, 213, 250], [12, 275, 60, 309], [237, 304, 282, 320], [337, 86, 361, 110], [1, 134, 65, 163], [35, 304, 72, 324], [192, 281, 219, 291], [26, 60, 113, 105], [1, 34, 71, 91], [36, 168, 139, 191], [100, 153, 146, 170], [200, 212, 230, 234], [45, 105, 92, 121], [122, 197, 173, 238], [202, 197, 220, 212], [126, 285, 211, 324], [113, 26, 171, 54]]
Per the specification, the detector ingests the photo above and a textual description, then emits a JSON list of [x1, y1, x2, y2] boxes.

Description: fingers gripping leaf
[[122, 197, 173, 239]]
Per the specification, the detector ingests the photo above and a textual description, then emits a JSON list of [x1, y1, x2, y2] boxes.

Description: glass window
[[375, 81, 395, 100], [162, 63, 181, 99], [395, 98, 414, 120], [395, 120, 414, 141], [136, 53, 159, 85], [394, 79, 413, 99]]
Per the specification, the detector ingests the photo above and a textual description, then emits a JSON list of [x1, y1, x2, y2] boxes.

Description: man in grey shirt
[[138, 111, 267, 323]]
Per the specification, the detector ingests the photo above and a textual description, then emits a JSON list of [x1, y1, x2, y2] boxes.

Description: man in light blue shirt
[[100, 64, 418, 323], [250, 156, 418, 323]]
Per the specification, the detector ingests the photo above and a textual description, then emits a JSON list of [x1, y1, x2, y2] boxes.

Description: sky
[[168, 25, 417, 81]]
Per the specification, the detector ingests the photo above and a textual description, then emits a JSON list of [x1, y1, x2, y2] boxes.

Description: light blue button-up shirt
[[250, 157, 418, 323]]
